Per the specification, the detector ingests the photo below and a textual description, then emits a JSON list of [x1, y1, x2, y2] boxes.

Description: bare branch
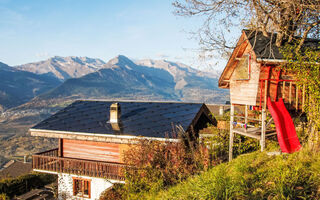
[[173, 0, 320, 56]]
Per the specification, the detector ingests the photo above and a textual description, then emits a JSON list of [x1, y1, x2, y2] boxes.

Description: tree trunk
[[276, 32, 283, 47], [307, 122, 320, 151]]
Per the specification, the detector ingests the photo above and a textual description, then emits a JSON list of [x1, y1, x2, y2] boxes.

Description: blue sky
[[0, 0, 227, 69]]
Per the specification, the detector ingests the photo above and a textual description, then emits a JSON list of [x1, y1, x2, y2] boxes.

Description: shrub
[[0, 193, 9, 200], [99, 183, 124, 200], [202, 126, 260, 164], [282, 44, 320, 149], [106, 129, 209, 199], [100, 124, 261, 200], [0, 173, 56, 198]]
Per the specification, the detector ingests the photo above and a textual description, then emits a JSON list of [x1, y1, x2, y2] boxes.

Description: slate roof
[[0, 161, 32, 179], [32, 100, 212, 138], [244, 30, 320, 60], [219, 30, 320, 88]]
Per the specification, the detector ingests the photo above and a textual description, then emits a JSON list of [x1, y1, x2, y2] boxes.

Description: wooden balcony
[[32, 148, 125, 181]]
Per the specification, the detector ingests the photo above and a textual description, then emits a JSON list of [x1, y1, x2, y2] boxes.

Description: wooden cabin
[[219, 30, 320, 160], [30, 100, 215, 200]]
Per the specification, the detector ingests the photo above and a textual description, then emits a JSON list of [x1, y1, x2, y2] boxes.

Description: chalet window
[[73, 178, 91, 198], [234, 54, 250, 80]]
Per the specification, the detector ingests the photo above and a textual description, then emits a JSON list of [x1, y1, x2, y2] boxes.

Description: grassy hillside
[[146, 149, 320, 200]]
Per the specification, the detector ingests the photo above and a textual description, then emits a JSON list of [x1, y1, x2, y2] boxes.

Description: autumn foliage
[[100, 130, 209, 199]]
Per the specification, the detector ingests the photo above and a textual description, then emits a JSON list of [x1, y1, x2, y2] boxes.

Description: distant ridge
[[0, 62, 61, 110], [37, 55, 228, 104], [15, 56, 106, 80]]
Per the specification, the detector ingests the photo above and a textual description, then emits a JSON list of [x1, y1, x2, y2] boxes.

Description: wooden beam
[[264, 80, 268, 110], [245, 105, 248, 129], [234, 116, 261, 121], [302, 84, 305, 112], [30, 129, 178, 144], [58, 139, 63, 157], [260, 109, 266, 151], [282, 81, 285, 100], [289, 82, 292, 104], [296, 85, 299, 110], [233, 129, 261, 140], [229, 104, 235, 162]]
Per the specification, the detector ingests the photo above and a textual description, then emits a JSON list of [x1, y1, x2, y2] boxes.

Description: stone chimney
[[24, 155, 28, 163], [110, 103, 121, 123]]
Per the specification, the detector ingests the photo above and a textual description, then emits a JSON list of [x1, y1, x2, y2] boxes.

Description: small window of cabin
[[234, 54, 250, 80], [73, 178, 91, 198]]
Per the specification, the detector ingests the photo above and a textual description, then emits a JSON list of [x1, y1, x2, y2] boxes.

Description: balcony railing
[[32, 149, 125, 181]]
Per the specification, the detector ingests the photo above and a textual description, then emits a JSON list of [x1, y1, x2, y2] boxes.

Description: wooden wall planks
[[62, 139, 121, 163], [229, 45, 260, 106]]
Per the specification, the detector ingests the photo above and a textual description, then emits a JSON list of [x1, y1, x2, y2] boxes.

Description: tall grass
[[148, 148, 320, 200]]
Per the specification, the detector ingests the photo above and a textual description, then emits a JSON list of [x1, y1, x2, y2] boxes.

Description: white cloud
[[35, 52, 51, 59], [155, 53, 170, 59]]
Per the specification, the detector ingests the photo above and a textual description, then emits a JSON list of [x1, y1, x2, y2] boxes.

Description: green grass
[[145, 149, 320, 200]]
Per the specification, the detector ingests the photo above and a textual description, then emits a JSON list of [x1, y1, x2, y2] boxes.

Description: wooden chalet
[[30, 100, 215, 199], [219, 30, 320, 160]]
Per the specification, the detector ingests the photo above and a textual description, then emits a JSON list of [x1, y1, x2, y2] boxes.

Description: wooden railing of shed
[[259, 79, 305, 111], [32, 148, 125, 181]]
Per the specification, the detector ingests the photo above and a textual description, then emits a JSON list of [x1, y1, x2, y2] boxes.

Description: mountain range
[[0, 55, 228, 124], [15, 56, 106, 80], [0, 62, 60, 111], [37, 55, 226, 102]]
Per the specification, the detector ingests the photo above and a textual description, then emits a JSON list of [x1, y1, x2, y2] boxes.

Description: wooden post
[[245, 105, 248, 131], [45, 157, 48, 171], [229, 104, 235, 161], [58, 139, 63, 157], [260, 109, 266, 151], [264, 80, 268, 110], [55, 157, 57, 171], [289, 82, 292, 104], [302, 85, 305, 112], [282, 81, 285, 99], [295, 85, 299, 110]]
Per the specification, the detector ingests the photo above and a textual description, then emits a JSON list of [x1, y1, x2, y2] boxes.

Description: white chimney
[[219, 105, 224, 116], [110, 103, 121, 123], [24, 155, 28, 163]]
